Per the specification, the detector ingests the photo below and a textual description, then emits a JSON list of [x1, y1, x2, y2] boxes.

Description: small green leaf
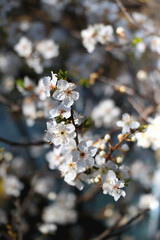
[[16, 79, 24, 89], [0, 148, 4, 153], [124, 179, 131, 187], [57, 69, 68, 80], [132, 36, 142, 47], [79, 78, 90, 88], [82, 118, 92, 128]]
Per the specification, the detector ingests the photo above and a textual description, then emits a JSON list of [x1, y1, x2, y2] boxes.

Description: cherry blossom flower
[[43, 71, 58, 97], [14, 36, 32, 58], [97, 25, 114, 44], [38, 223, 57, 234], [102, 170, 126, 201], [3, 175, 24, 197], [36, 39, 59, 59], [45, 121, 76, 147], [49, 103, 71, 119], [53, 80, 79, 107], [46, 148, 64, 169], [58, 156, 78, 184], [116, 113, 140, 134], [72, 141, 97, 173]]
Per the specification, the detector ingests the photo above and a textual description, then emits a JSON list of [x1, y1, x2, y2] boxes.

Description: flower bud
[[104, 134, 111, 142]]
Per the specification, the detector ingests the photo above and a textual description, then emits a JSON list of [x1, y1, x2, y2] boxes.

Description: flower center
[[80, 152, 86, 158], [60, 130, 65, 135], [65, 89, 72, 96], [60, 109, 66, 115], [50, 85, 56, 91], [113, 184, 118, 190], [69, 162, 74, 168]]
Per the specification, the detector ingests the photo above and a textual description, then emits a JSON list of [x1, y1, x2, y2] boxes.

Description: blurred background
[[0, 0, 160, 239]]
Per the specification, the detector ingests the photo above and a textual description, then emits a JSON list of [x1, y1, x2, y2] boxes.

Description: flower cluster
[[81, 24, 114, 53], [43, 71, 134, 201]]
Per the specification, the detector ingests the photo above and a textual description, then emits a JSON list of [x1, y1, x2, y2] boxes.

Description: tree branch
[[0, 137, 47, 147]]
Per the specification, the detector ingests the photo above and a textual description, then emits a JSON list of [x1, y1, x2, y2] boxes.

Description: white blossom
[[53, 80, 79, 107], [38, 223, 57, 234], [116, 113, 140, 134], [3, 175, 24, 197], [45, 121, 76, 147], [92, 99, 120, 128], [36, 39, 59, 59], [72, 141, 97, 173], [102, 170, 126, 201], [43, 71, 58, 97], [49, 103, 71, 119], [58, 156, 78, 184], [14, 37, 32, 58], [46, 148, 64, 170]]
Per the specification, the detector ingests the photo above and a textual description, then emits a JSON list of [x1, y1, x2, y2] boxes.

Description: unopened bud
[[117, 134, 124, 141], [100, 143, 106, 150], [116, 155, 124, 163], [131, 136, 136, 142], [104, 134, 111, 142], [99, 151, 106, 157], [116, 26, 125, 38], [121, 144, 129, 152]]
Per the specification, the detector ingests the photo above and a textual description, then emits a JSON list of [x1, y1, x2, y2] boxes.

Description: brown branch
[[76, 184, 100, 205], [0, 94, 21, 112], [0, 137, 47, 147], [115, 0, 137, 26], [93, 208, 149, 240]]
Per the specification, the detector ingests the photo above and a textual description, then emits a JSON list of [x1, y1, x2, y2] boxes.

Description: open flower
[[116, 113, 140, 134], [72, 141, 97, 173], [58, 156, 78, 184], [102, 170, 126, 201], [14, 37, 32, 58], [43, 71, 57, 97], [45, 121, 76, 147], [49, 103, 71, 119], [53, 80, 79, 107]]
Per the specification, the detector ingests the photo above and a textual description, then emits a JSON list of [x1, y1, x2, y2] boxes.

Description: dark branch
[[0, 137, 47, 147]]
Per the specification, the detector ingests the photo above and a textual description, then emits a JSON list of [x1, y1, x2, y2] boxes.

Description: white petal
[[49, 108, 58, 118], [72, 150, 80, 161], [88, 146, 97, 157], [65, 124, 75, 133], [57, 80, 68, 90], [53, 90, 65, 101], [62, 98, 74, 107], [64, 170, 77, 182], [43, 76, 50, 86], [71, 91, 79, 101], [78, 141, 88, 152]]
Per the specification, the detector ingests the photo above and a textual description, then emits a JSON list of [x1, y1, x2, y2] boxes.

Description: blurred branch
[[93, 208, 149, 240], [76, 184, 100, 205], [115, 0, 137, 26], [0, 137, 47, 147], [0, 94, 21, 112]]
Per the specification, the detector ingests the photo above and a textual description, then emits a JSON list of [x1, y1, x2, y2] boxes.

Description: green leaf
[[79, 78, 90, 88], [16, 79, 24, 89], [132, 36, 142, 47], [82, 118, 92, 128], [57, 69, 68, 80], [124, 179, 131, 187], [0, 148, 4, 153]]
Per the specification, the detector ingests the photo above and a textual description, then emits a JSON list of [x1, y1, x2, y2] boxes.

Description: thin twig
[[0, 137, 47, 147], [76, 184, 100, 205], [93, 208, 149, 240]]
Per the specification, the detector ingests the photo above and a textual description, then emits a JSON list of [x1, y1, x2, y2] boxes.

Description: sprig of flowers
[[43, 70, 141, 201]]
